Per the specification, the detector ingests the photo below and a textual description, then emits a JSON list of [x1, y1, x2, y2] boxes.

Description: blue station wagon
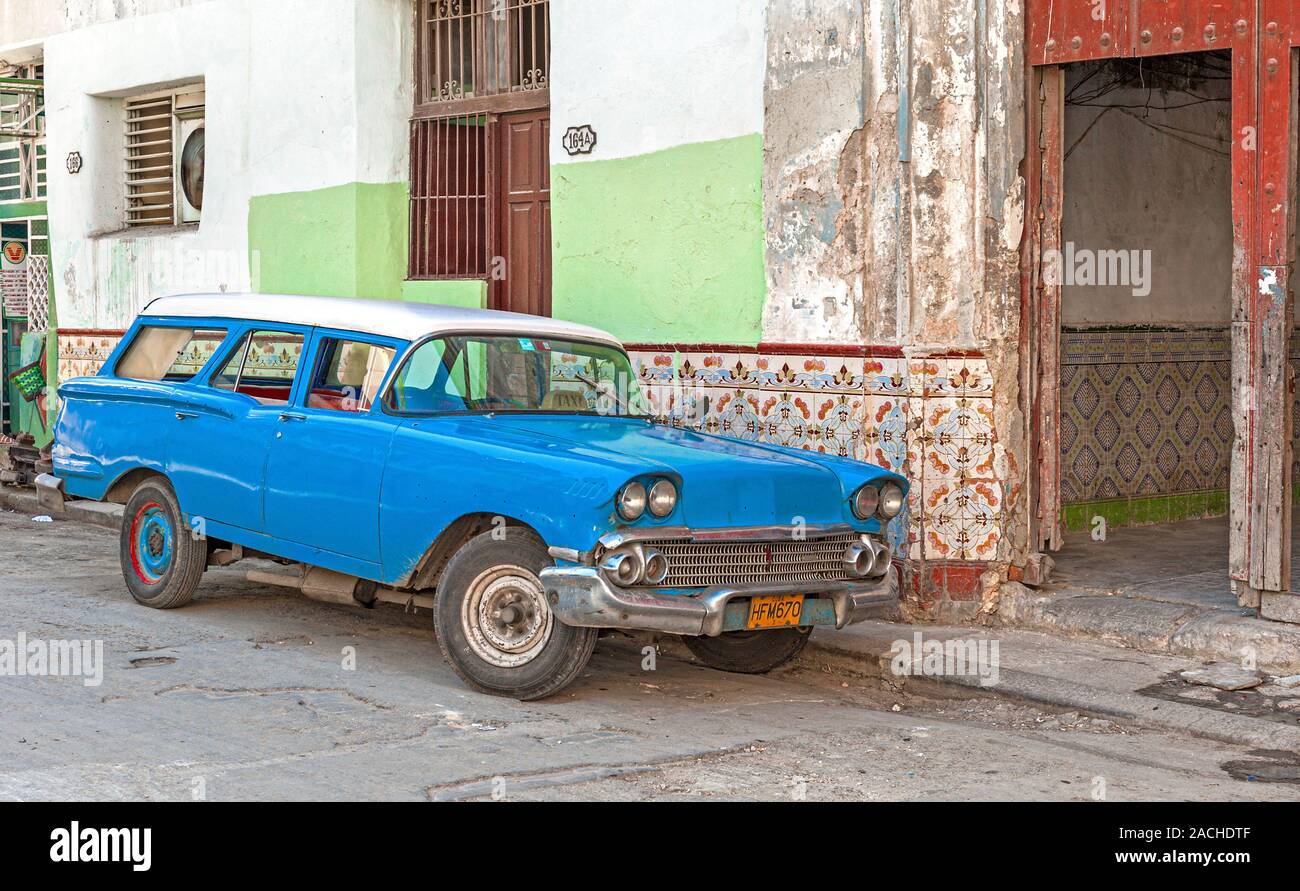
[[43, 294, 907, 699]]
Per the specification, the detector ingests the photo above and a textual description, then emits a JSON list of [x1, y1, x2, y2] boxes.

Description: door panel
[[492, 110, 551, 317], [167, 326, 309, 533], [262, 331, 402, 566], [166, 388, 285, 533]]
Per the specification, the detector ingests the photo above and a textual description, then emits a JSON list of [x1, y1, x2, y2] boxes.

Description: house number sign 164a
[[562, 125, 597, 156]]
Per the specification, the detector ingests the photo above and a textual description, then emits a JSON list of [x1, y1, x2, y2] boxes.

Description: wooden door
[[492, 109, 551, 316]]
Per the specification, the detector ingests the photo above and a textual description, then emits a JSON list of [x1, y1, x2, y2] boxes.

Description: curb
[[0, 486, 124, 532], [805, 624, 1300, 751], [997, 585, 1300, 675]]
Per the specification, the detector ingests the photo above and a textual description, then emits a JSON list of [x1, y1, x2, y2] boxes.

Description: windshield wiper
[[572, 372, 642, 418]]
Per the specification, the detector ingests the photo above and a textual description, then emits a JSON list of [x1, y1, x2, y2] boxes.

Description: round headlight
[[878, 482, 904, 519], [647, 479, 678, 518], [852, 485, 880, 519], [617, 481, 647, 520]]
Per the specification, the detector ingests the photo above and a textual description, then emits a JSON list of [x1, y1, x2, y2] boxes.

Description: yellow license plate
[[746, 594, 805, 630]]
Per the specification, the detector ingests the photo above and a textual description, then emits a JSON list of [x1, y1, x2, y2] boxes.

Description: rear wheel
[[682, 627, 812, 674], [119, 478, 207, 609], [434, 528, 597, 700]]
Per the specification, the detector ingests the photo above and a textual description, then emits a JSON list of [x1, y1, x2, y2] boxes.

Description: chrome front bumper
[[539, 564, 899, 638]]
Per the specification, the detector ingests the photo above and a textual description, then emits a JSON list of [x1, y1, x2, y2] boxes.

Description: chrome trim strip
[[598, 523, 864, 550]]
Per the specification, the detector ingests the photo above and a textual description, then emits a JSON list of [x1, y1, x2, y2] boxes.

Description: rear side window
[[212, 330, 306, 405], [116, 326, 228, 382], [306, 338, 397, 413]]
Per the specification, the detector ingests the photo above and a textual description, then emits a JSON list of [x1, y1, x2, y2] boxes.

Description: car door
[[261, 328, 404, 573], [166, 324, 311, 534]]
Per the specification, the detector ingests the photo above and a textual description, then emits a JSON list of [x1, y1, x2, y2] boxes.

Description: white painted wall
[[44, 0, 410, 329], [549, 0, 765, 166], [0, 0, 208, 58]]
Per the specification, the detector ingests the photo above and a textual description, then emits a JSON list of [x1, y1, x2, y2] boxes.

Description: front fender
[[378, 418, 652, 585]]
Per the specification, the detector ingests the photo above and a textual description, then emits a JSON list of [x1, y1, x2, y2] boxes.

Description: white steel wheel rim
[[460, 565, 554, 668]]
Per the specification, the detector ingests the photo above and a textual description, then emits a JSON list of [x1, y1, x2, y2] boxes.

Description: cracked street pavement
[[0, 508, 1293, 802]]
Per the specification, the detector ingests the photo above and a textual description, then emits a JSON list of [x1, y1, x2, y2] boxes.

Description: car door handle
[[278, 412, 307, 423], [175, 411, 199, 421]]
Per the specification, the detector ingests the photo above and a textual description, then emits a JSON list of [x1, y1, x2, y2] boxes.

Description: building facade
[[5, 0, 1299, 621]]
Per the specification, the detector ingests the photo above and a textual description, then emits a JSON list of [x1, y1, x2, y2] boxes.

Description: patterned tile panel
[[57, 331, 123, 381], [629, 348, 1006, 564], [1061, 328, 1232, 503]]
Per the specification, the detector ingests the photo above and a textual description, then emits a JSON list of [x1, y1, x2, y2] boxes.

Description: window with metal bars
[[125, 87, 204, 228], [416, 0, 550, 107], [409, 115, 489, 278], [0, 63, 46, 204], [409, 1, 549, 285]]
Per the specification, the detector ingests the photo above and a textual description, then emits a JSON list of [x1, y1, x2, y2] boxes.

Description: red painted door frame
[[1025, 2, 1298, 611]]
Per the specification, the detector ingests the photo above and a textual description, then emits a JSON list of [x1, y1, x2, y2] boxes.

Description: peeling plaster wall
[[761, 0, 1028, 596], [761, 0, 868, 344], [0, 0, 210, 53], [624, 0, 1029, 607]]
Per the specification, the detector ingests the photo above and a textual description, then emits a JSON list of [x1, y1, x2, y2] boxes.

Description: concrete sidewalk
[[808, 620, 1300, 751], [996, 518, 1300, 676]]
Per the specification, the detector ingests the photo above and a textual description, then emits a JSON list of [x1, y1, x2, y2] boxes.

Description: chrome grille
[[642, 534, 860, 588]]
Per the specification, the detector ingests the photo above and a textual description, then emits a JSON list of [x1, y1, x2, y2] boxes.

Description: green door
[[2, 317, 26, 435]]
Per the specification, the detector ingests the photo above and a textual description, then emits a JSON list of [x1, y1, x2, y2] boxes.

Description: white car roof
[[140, 293, 625, 349]]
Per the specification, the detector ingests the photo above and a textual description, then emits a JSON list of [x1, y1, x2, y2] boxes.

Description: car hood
[[453, 414, 903, 529]]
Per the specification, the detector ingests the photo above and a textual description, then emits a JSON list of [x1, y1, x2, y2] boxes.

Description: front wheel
[[434, 528, 597, 701], [119, 477, 207, 609], [682, 627, 812, 674]]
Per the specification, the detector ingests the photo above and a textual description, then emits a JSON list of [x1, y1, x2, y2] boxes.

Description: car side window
[[116, 326, 228, 382], [388, 339, 469, 413], [211, 329, 305, 406], [306, 338, 396, 413]]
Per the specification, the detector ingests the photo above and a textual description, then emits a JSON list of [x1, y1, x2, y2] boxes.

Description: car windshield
[[387, 335, 650, 417]]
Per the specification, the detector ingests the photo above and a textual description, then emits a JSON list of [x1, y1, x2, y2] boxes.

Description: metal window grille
[[0, 63, 45, 203], [409, 114, 490, 278], [417, 0, 549, 106], [125, 94, 177, 227]]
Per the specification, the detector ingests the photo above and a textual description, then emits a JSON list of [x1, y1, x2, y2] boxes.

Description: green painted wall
[[248, 182, 490, 311], [551, 134, 766, 345], [401, 278, 486, 308], [249, 182, 408, 301], [1, 200, 51, 442], [246, 134, 767, 339]]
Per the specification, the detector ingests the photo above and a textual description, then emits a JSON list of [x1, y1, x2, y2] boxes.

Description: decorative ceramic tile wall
[[1060, 329, 1233, 503], [628, 347, 1006, 564], [57, 331, 123, 382]]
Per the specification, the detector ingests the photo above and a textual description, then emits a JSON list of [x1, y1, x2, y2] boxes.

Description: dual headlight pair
[[852, 481, 905, 521], [616, 478, 678, 521]]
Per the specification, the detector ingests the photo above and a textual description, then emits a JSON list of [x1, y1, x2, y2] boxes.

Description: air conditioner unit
[[176, 115, 204, 223]]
